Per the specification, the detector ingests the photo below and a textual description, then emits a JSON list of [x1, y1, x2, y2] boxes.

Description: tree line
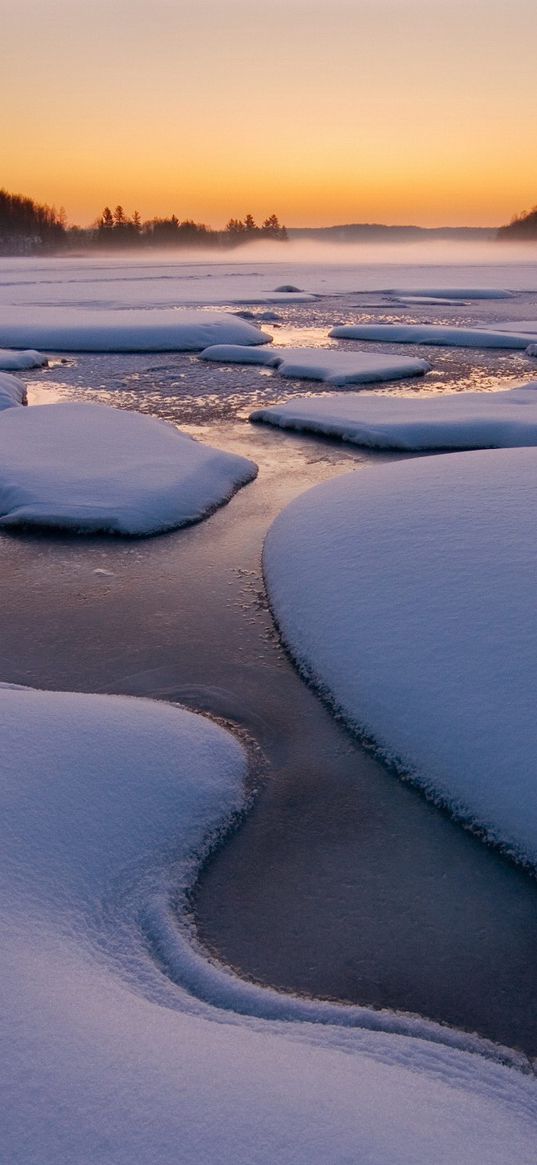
[[497, 205, 537, 241], [0, 189, 288, 254]]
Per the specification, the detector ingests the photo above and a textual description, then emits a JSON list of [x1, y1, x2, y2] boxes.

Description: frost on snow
[[0, 402, 257, 534], [0, 371, 26, 411], [264, 448, 537, 868], [2, 685, 536, 1164], [0, 347, 47, 370], [200, 345, 430, 385], [329, 323, 536, 349], [250, 383, 537, 450], [0, 307, 271, 352]]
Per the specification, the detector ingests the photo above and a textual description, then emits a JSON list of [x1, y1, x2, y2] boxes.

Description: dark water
[[3, 398, 537, 1058]]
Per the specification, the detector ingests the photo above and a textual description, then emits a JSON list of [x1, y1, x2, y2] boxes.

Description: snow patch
[[0, 307, 271, 352], [0, 371, 26, 411], [251, 383, 537, 450], [0, 402, 257, 534], [330, 323, 535, 349], [264, 449, 537, 867], [2, 684, 536, 1164], [200, 344, 430, 385], [0, 347, 47, 370]]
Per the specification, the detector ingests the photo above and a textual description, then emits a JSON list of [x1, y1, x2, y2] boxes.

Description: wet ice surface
[[9, 279, 537, 1055]]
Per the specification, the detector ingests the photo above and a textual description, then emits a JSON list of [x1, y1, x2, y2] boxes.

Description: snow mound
[[0, 347, 47, 370], [275, 347, 430, 385], [199, 343, 281, 366], [0, 307, 270, 352], [264, 449, 537, 868], [388, 288, 513, 300], [273, 283, 303, 292], [0, 402, 257, 534], [2, 684, 536, 1164], [527, 344, 537, 357], [0, 371, 26, 411], [329, 323, 534, 349], [251, 383, 537, 450], [200, 345, 430, 384]]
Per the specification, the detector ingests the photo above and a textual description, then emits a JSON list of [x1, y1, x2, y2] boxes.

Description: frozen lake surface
[[3, 249, 537, 1061]]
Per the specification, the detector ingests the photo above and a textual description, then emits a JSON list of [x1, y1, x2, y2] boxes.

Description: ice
[[0, 307, 270, 352], [264, 449, 537, 867], [392, 295, 471, 306], [251, 383, 537, 450], [2, 684, 536, 1164], [0, 371, 26, 411], [200, 344, 430, 385], [330, 323, 536, 349], [0, 402, 257, 534], [0, 347, 47, 370], [489, 320, 537, 335]]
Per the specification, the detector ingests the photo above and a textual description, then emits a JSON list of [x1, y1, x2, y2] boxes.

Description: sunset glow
[[3, 0, 536, 227]]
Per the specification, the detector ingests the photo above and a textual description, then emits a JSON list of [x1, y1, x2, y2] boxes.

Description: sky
[[2, 0, 536, 229]]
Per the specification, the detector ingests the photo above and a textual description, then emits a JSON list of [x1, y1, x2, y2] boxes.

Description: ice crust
[[0, 402, 257, 534], [0, 347, 47, 370], [251, 382, 537, 450], [2, 685, 536, 1164], [0, 307, 270, 352], [0, 371, 26, 411], [329, 324, 536, 349], [200, 344, 430, 385], [264, 449, 537, 868]]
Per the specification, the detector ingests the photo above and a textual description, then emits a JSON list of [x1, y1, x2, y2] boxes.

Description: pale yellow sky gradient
[[2, 0, 535, 228]]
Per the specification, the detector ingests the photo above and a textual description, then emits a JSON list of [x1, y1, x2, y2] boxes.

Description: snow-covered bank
[[0, 402, 257, 534], [0, 372, 26, 411], [264, 449, 537, 868], [0, 307, 270, 352], [329, 324, 537, 349], [200, 344, 430, 385], [2, 685, 536, 1164], [251, 382, 537, 450]]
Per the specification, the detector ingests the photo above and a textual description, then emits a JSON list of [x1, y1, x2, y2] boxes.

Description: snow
[[251, 382, 537, 450], [392, 295, 471, 306], [330, 323, 536, 349], [0, 347, 47, 370], [200, 343, 281, 366], [264, 448, 537, 868], [200, 344, 430, 384], [490, 320, 537, 334], [0, 371, 26, 411], [0, 402, 257, 534], [2, 684, 536, 1164], [388, 287, 514, 300], [0, 307, 271, 352], [527, 344, 537, 357]]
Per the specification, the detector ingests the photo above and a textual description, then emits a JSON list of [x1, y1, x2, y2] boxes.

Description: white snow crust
[[251, 383, 537, 450], [329, 324, 536, 349], [0, 307, 270, 352], [0, 347, 47, 370], [0, 371, 26, 411], [2, 684, 536, 1164], [0, 402, 256, 534], [200, 344, 430, 385], [264, 449, 537, 867]]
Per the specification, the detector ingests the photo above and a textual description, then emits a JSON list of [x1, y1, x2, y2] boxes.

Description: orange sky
[[3, 0, 535, 228]]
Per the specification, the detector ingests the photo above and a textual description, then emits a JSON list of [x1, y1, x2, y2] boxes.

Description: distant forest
[[0, 189, 287, 255], [497, 205, 537, 241]]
